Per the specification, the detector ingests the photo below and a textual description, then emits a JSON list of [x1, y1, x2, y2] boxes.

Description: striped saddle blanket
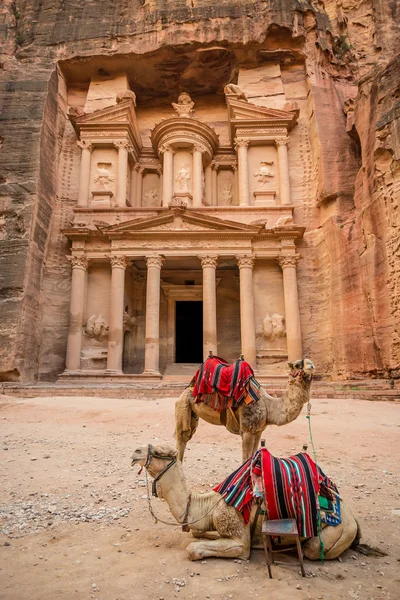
[[191, 356, 261, 412], [214, 449, 341, 539]]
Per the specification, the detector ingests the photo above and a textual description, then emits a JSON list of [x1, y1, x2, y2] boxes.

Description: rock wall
[[0, 0, 398, 381]]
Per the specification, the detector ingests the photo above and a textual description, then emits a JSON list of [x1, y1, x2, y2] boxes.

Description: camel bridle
[[143, 444, 178, 498]]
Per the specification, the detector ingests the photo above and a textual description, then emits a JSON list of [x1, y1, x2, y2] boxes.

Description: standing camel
[[131, 443, 360, 561], [175, 358, 315, 463]]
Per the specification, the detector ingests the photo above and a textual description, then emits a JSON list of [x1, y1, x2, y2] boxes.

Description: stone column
[[236, 255, 257, 368], [211, 161, 219, 206], [192, 144, 204, 208], [115, 141, 129, 207], [278, 254, 302, 361], [135, 165, 144, 207], [200, 255, 218, 359], [65, 255, 88, 371], [205, 164, 212, 205], [160, 144, 174, 207], [235, 138, 250, 207], [143, 255, 164, 375], [77, 141, 93, 207], [107, 255, 127, 373], [276, 137, 291, 205], [130, 164, 138, 207]]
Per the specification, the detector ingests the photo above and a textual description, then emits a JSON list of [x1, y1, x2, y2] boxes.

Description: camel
[[175, 358, 315, 463], [131, 443, 360, 561]]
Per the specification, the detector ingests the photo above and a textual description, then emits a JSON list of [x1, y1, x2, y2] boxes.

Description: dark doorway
[[175, 301, 203, 363]]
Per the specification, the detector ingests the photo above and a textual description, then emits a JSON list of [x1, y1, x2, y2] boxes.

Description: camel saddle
[[190, 356, 261, 412]]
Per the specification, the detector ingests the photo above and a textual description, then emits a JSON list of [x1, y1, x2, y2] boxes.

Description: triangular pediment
[[227, 98, 298, 126], [103, 209, 260, 236]]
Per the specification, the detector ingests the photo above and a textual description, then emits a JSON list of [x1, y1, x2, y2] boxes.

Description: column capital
[[67, 255, 88, 269], [192, 143, 206, 154], [146, 255, 164, 269], [114, 140, 130, 150], [199, 255, 218, 268], [276, 136, 290, 147], [277, 254, 300, 269], [236, 255, 255, 269], [77, 140, 93, 152], [159, 143, 175, 155], [234, 137, 250, 150], [109, 255, 128, 269], [211, 160, 220, 172], [134, 162, 144, 174]]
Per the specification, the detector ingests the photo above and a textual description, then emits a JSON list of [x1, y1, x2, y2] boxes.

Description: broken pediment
[[226, 97, 298, 142]]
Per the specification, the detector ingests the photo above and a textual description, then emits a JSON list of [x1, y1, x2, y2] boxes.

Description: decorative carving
[[276, 137, 290, 147], [274, 215, 294, 227], [168, 197, 187, 209], [114, 140, 130, 150], [262, 313, 286, 341], [224, 84, 248, 101], [69, 107, 85, 118], [211, 160, 220, 172], [175, 166, 191, 193], [85, 314, 109, 341], [172, 92, 195, 118], [221, 185, 233, 205], [192, 143, 206, 153], [159, 144, 172, 155], [146, 255, 164, 269], [142, 188, 160, 207], [278, 255, 300, 269], [236, 255, 255, 269], [77, 140, 93, 152], [200, 255, 218, 268], [123, 310, 137, 332], [134, 163, 144, 174], [116, 90, 137, 106], [234, 138, 250, 150], [109, 255, 127, 269], [93, 163, 115, 189], [236, 128, 287, 137], [253, 161, 275, 188], [67, 255, 88, 269]]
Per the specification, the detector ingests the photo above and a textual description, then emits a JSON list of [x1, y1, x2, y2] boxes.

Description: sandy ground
[[0, 393, 399, 600]]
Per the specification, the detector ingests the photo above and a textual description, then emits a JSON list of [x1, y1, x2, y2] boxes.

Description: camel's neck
[[151, 462, 190, 524], [267, 378, 311, 426]]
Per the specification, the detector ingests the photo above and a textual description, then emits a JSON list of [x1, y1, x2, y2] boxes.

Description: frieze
[[235, 128, 287, 137]]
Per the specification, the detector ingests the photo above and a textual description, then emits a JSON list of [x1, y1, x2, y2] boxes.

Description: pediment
[[103, 209, 260, 236], [227, 98, 297, 142], [73, 98, 136, 127]]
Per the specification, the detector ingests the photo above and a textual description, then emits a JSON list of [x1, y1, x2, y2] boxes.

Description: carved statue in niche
[[143, 188, 159, 207], [172, 92, 195, 118], [94, 163, 114, 189], [221, 185, 233, 205], [224, 84, 248, 101], [176, 165, 191, 193], [123, 310, 137, 332], [85, 315, 109, 341], [263, 313, 286, 342], [253, 161, 274, 189]]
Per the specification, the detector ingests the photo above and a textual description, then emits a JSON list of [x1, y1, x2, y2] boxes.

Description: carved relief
[[93, 163, 115, 190], [168, 197, 187, 209], [142, 188, 160, 207], [224, 84, 248, 101], [116, 90, 137, 105], [175, 165, 191, 193], [123, 310, 137, 332], [263, 313, 286, 341], [172, 92, 195, 118], [253, 161, 275, 188], [274, 215, 294, 227], [85, 314, 109, 341], [221, 185, 233, 205]]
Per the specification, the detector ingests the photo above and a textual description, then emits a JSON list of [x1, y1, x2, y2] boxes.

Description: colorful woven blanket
[[214, 449, 340, 538], [191, 356, 260, 412]]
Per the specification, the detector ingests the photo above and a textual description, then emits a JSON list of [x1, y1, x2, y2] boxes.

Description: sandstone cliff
[[0, 0, 398, 381]]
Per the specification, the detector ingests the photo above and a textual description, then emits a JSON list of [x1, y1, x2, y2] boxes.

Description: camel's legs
[[175, 396, 199, 461], [241, 431, 257, 463], [251, 431, 263, 456], [186, 535, 250, 560], [191, 531, 220, 540]]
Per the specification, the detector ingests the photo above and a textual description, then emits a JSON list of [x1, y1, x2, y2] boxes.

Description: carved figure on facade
[[274, 214, 294, 227], [94, 163, 115, 189], [253, 161, 275, 188], [221, 185, 233, 205], [116, 90, 137, 106], [262, 313, 286, 341], [85, 314, 109, 341], [143, 188, 160, 207], [175, 165, 191, 193], [123, 310, 137, 332], [224, 84, 248, 101], [168, 197, 188, 209], [172, 92, 195, 118]]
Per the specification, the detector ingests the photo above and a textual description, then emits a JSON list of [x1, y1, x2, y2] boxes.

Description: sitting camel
[[131, 443, 360, 561], [175, 358, 315, 463]]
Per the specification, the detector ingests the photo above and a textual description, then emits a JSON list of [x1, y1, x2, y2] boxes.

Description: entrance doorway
[[175, 301, 203, 363]]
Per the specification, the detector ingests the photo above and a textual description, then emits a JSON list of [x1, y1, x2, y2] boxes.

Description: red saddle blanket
[[190, 356, 260, 412]]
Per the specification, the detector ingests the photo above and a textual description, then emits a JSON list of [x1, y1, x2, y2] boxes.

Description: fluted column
[[235, 138, 250, 207], [278, 255, 302, 361], [160, 144, 174, 207], [236, 255, 257, 368], [135, 165, 144, 207], [143, 255, 164, 375], [276, 137, 291, 205], [107, 255, 127, 372], [211, 161, 219, 206], [130, 163, 138, 207], [65, 255, 88, 371], [77, 141, 93, 207], [115, 141, 129, 207], [200, 256, 218, 359], [205, 164, 212, 205], [192, 144, 204, 208]]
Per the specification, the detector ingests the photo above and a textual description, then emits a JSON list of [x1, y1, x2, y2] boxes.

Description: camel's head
[[288, 358, 315, 382], [130, 443, 178, 477]]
